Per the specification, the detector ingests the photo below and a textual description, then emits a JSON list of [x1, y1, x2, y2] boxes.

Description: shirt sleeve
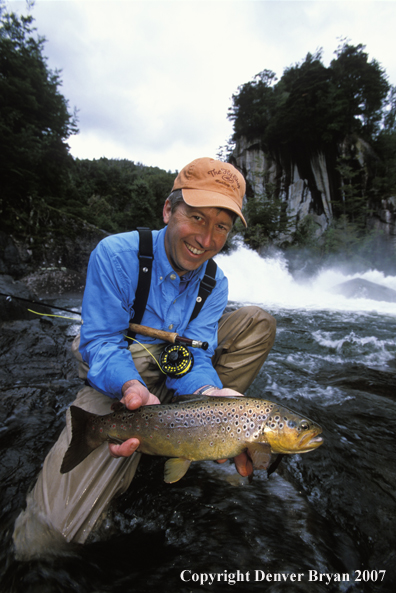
[[165, 273, 228, 396], [79, 239, 142, 398]]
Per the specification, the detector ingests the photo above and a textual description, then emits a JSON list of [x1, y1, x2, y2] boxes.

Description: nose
[[197, 227, 214, 250]]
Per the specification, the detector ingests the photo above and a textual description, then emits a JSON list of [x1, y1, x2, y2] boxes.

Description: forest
[[1, 6, 395, 265], [227, 43, 396, 245]]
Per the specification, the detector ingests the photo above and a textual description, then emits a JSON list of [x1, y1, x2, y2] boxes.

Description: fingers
[[216, 453, 253, 477], [108, 437, 140, 459], [121, 391, 159, 410], [207, 388, 245, 397], [234, 452, 253, 477], [121, 379, 160, 410]]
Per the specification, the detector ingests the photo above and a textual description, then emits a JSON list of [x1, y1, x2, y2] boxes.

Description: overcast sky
[[8, 0, 396, 172]]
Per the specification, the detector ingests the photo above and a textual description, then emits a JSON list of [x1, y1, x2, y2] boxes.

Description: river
[[1, 245, 395, 593]]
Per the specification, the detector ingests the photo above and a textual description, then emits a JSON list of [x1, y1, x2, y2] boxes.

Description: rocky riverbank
[[0, 288, 83, 560]]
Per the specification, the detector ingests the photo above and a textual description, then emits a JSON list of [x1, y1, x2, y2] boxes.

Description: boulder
[[331, 278, 396, 303]]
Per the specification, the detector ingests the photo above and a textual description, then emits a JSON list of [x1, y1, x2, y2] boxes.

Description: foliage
[[371, 85, 396, 199], [60, 158, 175, 233], [0, 6, 176, 243], [242, 184, 292, 249], [0, 8, 78, 233], [228, 42, 394, 251], [229, 43, 389, 150]]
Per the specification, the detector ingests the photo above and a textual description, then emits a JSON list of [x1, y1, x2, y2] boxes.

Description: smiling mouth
[[185, 242, 205, 256]]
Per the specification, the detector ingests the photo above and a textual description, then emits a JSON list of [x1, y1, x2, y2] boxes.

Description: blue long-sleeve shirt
[[79, 227, 228, 398]]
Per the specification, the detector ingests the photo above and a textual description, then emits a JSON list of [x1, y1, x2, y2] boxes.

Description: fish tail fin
[[60, 406, 102, 474]]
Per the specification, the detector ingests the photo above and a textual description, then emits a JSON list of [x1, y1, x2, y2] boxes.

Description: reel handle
[[128, 323, 208, 350], [129, 323, 178, 343]]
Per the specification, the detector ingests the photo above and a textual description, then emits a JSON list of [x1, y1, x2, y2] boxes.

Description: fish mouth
[[298, 430, 323, 452]]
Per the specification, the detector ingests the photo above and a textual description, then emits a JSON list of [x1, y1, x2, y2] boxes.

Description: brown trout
[[60, 396, 323, 482]]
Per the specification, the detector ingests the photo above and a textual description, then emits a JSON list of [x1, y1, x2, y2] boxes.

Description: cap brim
[[182, 189, 247, 227]]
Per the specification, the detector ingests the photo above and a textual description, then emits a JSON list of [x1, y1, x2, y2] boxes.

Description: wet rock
[[0, 318, 79, 389], [0, 317, 82, 534], [331, 278, 396, 303], [21, 268, 86, 297]]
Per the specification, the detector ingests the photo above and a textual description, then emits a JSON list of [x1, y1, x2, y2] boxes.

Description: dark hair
[[166, 189, 185, 212]]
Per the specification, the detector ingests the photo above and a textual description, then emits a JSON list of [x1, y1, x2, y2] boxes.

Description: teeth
[[186, 243, 204, 255]]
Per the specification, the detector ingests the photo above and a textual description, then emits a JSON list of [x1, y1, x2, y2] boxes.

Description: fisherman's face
[[163, 199, 233, 276]]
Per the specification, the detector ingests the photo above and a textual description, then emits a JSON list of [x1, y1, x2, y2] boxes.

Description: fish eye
[[300, 421, 309, 430]]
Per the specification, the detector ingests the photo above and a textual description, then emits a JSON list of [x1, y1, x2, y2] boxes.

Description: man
[[13, 157, 276, 558]]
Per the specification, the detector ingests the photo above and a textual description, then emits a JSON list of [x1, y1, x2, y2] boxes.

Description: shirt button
[[159, 276, 163, 280], [168, 324, 174, 330], [170, 273, 177, 280]]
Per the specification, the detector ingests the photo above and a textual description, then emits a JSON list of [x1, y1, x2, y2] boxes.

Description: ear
[[163, 199, 172, 225]]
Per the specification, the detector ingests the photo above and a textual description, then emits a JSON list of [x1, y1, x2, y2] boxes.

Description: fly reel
[[159, 344, 194, 378]]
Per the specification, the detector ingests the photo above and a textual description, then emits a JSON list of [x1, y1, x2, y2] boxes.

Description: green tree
[[0, 8, 78, 233], [330, 41, 390, 139], [227, 43, 392, 249], [228, 69, 277, 141]]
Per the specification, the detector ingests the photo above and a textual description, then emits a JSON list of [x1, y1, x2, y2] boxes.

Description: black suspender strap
[[189, 258, 217, 323], [127, 227, 153, 339]]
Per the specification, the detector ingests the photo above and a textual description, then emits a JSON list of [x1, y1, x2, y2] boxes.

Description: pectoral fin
[[246, 442, 272, 470], [164, 458, 192, 483]]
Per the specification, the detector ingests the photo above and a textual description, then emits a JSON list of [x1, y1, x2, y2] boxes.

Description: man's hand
[[203, 387, 243, 397], [198, 387, 254, 477], [108, 379, 160, 459]]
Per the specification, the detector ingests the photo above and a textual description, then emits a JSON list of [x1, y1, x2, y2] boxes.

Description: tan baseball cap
[[172, 157, 247, 227]]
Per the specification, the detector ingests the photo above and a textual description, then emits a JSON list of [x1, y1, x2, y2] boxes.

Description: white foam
[[215, 245, 396, 315]]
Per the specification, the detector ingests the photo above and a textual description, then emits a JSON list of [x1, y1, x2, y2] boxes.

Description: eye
[[300, 421, 309, 430]]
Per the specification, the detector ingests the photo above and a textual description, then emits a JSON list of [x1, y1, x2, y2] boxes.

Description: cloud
[[7, 0, 396, 171]]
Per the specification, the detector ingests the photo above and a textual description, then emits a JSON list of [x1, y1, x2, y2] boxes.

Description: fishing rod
[[128, 323, 210, 378], [0, 292, 81, 315], [128, 323, 208, 350], [1, 291, 206, 377]]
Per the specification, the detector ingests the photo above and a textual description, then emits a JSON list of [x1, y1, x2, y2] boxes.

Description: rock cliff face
[[231, 137, 396, 248], [367, 196, 396, 248], [231, 137, 333, 242]]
